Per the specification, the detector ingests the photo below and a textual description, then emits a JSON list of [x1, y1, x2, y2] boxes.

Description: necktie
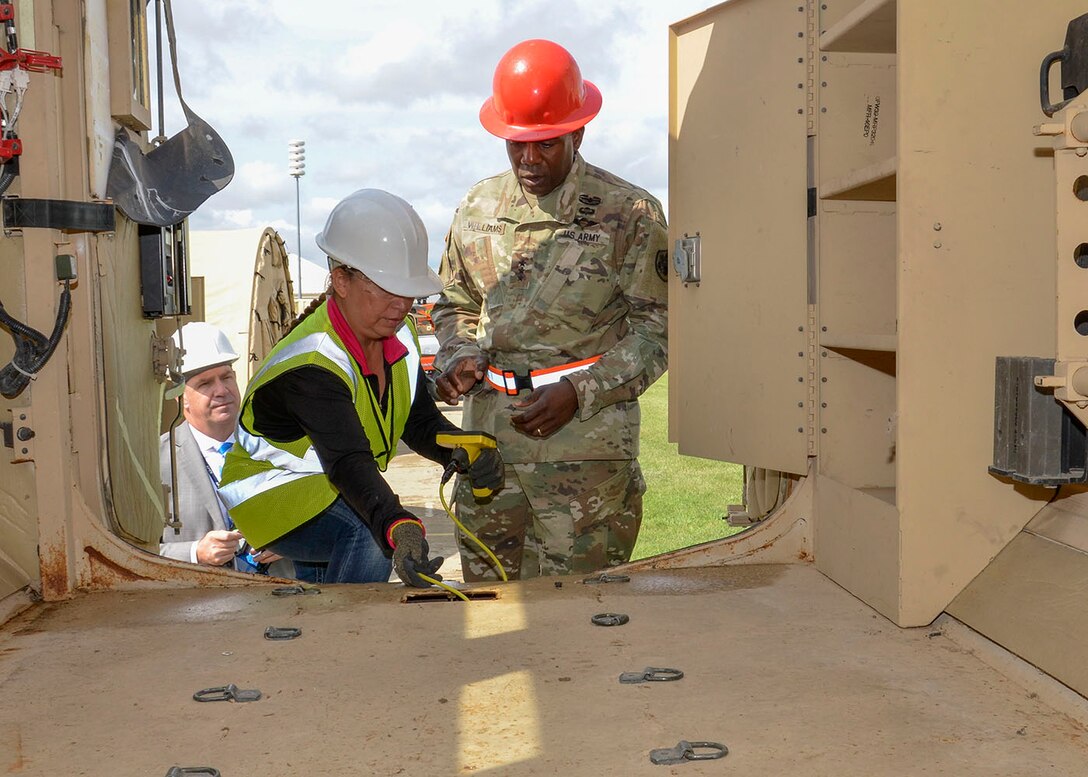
[[213, 441, 234, 525]]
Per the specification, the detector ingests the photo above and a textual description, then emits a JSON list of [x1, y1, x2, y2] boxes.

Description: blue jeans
[[291, 561, 327, 584], [267, 497, 391, 584]]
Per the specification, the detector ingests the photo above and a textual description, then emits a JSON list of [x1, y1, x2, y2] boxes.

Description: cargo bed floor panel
[[1, 565, 1085, 775]]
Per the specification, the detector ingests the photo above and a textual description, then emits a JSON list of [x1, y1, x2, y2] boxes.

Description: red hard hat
[[479, 39, 602, 142]]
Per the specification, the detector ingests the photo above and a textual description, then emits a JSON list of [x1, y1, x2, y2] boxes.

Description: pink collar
[[326, 297, 408, 376]]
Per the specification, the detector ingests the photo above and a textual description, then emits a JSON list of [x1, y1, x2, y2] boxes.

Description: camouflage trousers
[[453, 459, 646, 581]]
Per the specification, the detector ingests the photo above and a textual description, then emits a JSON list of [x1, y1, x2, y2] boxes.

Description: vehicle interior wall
[[99, 214, 169, 548], [0, 229, 39, 602], [669, 0, 1080, 632]]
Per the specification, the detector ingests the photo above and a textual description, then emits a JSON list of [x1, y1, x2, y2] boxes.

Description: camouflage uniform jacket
[[433, 154, 669, 464]]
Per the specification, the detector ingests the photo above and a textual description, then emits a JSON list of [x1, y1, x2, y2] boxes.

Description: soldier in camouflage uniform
[[432, 39, 669, 581]]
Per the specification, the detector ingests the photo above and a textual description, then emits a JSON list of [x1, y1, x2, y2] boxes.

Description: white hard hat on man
[[315, 188, 441, 298], [173, 321, 239, 377]]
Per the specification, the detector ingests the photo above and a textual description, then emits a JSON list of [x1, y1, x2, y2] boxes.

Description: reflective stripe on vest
[[219, 304, 421, 548]]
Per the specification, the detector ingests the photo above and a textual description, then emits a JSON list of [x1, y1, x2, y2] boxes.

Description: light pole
[[287, 139, 306, 300]]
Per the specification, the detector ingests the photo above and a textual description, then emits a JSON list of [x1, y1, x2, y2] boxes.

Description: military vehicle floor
[[1, 564, 1086, 775]]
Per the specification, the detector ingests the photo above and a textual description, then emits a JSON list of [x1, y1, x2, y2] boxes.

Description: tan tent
[[188, 227, 326, 392]]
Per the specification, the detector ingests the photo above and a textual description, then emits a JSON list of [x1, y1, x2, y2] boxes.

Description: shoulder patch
[[656, 249, 669, 282]]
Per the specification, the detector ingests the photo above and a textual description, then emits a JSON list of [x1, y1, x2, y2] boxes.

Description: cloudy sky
[[157, 0, 714, 271]]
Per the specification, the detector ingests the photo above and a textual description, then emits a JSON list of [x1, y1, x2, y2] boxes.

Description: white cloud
[[156, 1, 712, 269]]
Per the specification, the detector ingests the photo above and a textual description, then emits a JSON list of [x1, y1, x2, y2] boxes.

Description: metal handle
[[1041, 47, 1068, 116]]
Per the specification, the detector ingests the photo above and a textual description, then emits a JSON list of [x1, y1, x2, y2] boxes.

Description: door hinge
[[3, 408, 34, 462], [673, 233, 701, 284]]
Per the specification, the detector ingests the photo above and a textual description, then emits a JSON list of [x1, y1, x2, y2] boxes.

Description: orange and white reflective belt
[[485, 355, 601, 396]]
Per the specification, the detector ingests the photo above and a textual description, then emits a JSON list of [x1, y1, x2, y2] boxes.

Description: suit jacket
[[159, 421, 293, 577]]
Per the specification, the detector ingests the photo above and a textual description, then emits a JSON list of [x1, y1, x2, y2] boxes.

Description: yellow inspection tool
[[436, 430, 508, 582], [436, 431, 498, 498]]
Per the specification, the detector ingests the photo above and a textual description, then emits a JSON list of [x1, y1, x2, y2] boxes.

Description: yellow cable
[[440, 478, 508, 583], [418, 572, 470, 602]]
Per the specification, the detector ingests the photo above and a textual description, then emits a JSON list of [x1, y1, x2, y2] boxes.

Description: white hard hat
[[315, 189, 441, 298], [173, 322, 239, 377]]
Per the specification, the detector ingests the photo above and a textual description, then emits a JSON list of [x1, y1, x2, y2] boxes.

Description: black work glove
[[450, 446, 505, 494], [390, 521, 443, 588]]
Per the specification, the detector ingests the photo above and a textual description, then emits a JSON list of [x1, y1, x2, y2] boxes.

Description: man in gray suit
[[159, 322, 290, 576]]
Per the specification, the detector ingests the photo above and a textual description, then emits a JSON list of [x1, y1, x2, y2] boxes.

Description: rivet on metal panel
[[798, 427, 804, 433], [821, 107, 827, 113], [822, 351, 828, 357], [821, 377, 828, 383], [798, 351, 804, 357], [798, 376, 803, 382], [934, 241, 942, 248], [822, 402, 828, 408], [933, 222, 942, 231], [797, 31, 803, 37], [798, 83, 803, 89], [821, 326, 827, 332], [821, 428, 828, 434], [1078, 148, 1088, 158], [798, 326, 804, 332], [822, 55, 827, 61], [798, 402, 804, 408], [821, 81, 827, 87]]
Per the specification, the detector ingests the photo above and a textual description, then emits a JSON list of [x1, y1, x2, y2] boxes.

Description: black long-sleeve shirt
[[249, 363, 457, 554]]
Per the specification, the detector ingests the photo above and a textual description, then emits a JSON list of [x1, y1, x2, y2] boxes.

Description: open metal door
[[668, 0, 810, 475]]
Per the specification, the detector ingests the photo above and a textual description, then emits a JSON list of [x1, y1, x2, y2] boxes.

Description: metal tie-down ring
[[264, 626, 302, 640], [192, 684, 262, 703], [271, 585, 320, 596], [582, 572, 631, 584], [591, 612, 630, 627], [619, 667, 685, 684], [649, 740, 729, 765]]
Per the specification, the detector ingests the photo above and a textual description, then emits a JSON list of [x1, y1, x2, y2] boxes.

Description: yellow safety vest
[[219, 303, 420, 548]]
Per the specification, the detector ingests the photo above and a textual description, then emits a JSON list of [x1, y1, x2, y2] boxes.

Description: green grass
[[632, 373, 748, 560]]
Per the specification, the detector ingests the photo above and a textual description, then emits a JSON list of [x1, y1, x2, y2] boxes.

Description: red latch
[[0, 6, 13, 22], [0, 137, 22, 162], [0, 48, 62, 73]]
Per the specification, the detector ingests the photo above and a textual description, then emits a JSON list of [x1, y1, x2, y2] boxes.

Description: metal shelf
[[821, 332, 897, 352], [820, 156, 897, 201], [820, 0, 896, 53]]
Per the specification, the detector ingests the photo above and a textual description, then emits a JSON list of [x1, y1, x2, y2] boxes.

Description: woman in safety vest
[[219, 189, 503, 586]]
